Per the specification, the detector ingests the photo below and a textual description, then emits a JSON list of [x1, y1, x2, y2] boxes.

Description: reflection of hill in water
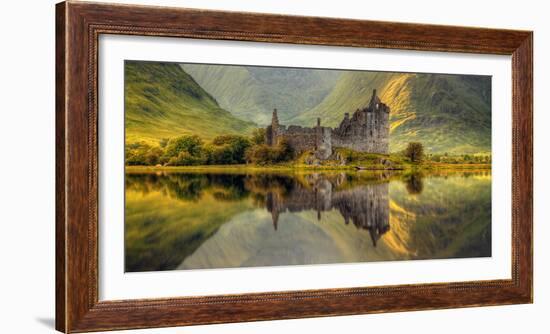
[[178, 210, 398, 270], [125, 170, 491, 272]]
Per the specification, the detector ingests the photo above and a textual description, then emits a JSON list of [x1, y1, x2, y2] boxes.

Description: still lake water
[[125, 170, 491, 272]]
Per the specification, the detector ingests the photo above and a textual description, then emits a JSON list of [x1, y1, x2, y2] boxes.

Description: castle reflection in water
[[125, 171, 393, 247], [264, 173, 390, 246], [125, 170, 493, 272]]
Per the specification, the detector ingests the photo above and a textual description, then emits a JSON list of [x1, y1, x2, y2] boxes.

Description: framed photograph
[[56, 1, 532, 332]]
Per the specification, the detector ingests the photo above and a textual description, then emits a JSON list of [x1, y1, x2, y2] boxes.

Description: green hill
[[181, 64, 340, 125], [291, 72, 491, 154], [125, 61, 256, 145], [126, 61, 491, 154]]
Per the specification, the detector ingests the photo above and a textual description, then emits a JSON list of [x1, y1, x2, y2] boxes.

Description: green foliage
[[210, 135, 251, 164], [330, 148, 404, 169], [275, 138, 294, 162], [167, 151, 208, 166], [245, 139, 294, 165], [250, 128, 266, 145], [203, 144, 233, 165], [162, 135, 207, 166], [125, 142, 154, 166], [245, 145, 273, 165], [145, 147, 164, 166], [404, 142, 424, 163], [164, 135, 203, 157], [127, 133, 257, 166], [426, 153, 491, 164], [159, 138, 169, 148]]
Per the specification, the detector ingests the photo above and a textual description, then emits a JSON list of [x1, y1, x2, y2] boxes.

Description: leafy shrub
[[125, 128, 291, 166], [164, 135, 203, 158], [166, 151, 207, 166], [125, 142, 154, 165], [404, 142, 424, 162], [245, 139, 294, 165], [275, 138, 294, 162], [250, 128, 266, 145], [210, 135, 251, 164], [204, 144, 234, 165], [145, 147, 164, 166]]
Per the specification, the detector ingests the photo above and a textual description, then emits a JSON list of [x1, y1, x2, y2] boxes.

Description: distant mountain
[[126, 60, 491, 154], [181, 64, 340, 125], [125, 61, 256, 145], [291, 72, 491, 154]]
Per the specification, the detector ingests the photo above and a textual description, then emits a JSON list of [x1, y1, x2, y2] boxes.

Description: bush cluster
[[125, 128, 294, 166], [244, 138, 294, 166], [426, 153, 491, 164]]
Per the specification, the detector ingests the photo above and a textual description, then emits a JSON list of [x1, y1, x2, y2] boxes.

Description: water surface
[[125, 170, 491, 272]]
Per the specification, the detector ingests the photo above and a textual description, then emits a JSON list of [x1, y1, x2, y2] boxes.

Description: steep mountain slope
[[292, 72, 491, 154], [125, 61, 256, 145], [181, 64, 340, 125]]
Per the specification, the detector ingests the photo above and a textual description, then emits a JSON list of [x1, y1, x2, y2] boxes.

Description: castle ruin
[[265, 89, 390, 159]]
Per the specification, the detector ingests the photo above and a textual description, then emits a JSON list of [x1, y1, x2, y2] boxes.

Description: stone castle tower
[[266, 89, 390, 158]]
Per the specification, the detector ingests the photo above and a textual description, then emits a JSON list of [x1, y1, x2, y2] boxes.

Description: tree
[[204, 144, 234, 164], [163, 135, 203, 162], [275, 138, 294, 161], [166, 151, 207, 166], [404, 142, 424, 163], [125, 141, 153, 165], [245, 144, 277, 165], [250, 128, 266, 145], [159, 138, 169, 148], [245, 138, 294, 165], [145, 147, 164, 166], [211, 135, 251, 164]]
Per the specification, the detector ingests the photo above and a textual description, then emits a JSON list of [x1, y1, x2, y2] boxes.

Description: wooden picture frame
[[56, 1, 533, 332]]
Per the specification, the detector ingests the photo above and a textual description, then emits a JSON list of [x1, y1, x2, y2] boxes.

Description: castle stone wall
[[279, 125, 318, 153], [265, 89, 390, 158]]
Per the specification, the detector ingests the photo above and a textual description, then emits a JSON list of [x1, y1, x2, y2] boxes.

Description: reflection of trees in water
[[126, 173, 250, 202], [404, 172, 424, 195], [391, 171, 492, 260], [400, 169, 491, 196], [125, 170, 492, 271]]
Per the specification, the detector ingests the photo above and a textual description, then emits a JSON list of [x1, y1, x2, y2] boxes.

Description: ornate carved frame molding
[[56, 1, 532, 332]]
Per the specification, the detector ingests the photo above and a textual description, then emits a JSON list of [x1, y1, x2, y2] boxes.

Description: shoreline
[[125, 163, 492, 173]]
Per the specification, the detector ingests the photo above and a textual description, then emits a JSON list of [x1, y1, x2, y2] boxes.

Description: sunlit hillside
[[291, 71, 491, 154], [125, 61, 256, 145], [126, 61, 491, 154]]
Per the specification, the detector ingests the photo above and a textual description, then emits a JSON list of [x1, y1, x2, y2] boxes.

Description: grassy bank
[[125, 160, 491, 174], [125, 147, 491, 173]]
